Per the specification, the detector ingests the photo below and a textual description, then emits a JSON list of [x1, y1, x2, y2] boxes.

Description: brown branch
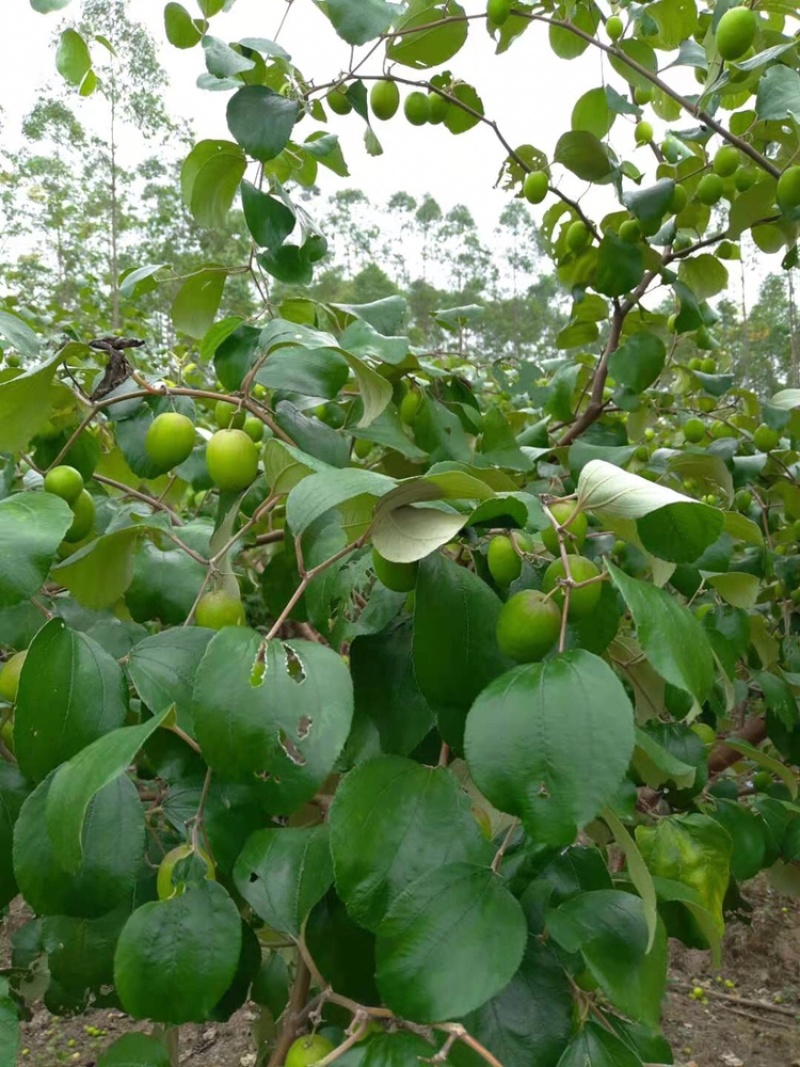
[[93, 474, 184, 524], [490, 820, 519, 874], [707, 717, 767, 775], [669, 979, 798, 1017], [268, 958, 312, 1067]]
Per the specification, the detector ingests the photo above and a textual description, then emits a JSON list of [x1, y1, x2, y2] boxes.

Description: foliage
[[2, 1, 800, 1066]]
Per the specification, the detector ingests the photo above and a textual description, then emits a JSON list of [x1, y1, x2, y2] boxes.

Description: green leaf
[[233, 825, 333, 936], [756, 64, 800, 122], [452, 940, 572, 1067], [0, 492, 71, 607], [43, 906, 128, 1002], [128, 627, 214, 730], [56, 29, 91, 85], [226, 86, 299, 162], [722, 736, 798, 799], [0, 764, 31, 908], [465, 651, 634, 846], [119, 263, 167, 298], [0, 985, 18, 1067], [594, 234, 645, 297], [0, 310, 40, 358], [51, 526, 142, 610], [181, 141, 247, 229], [549, 6, 598, 58], [609, 38, 658, 90], [547, 890, 667, 1028], [601, 806, 658, 951], [678, 254, 729, 300], [30, 0, 73, 10], [631, 727, 697, 791], [608, 332, 666, 392], [376, 863, 526, 1022], [192, 630, 353, 810], [0, 351, 64, 451], [257, 346, 350, 398], [325, 0, 403, 44], [623, 178, 674, 223], [386, 0, 468, 69], [172, 268, 226, 338], [636, 814, 732, 941], [114, 881, 241, 1024], [241, 180, 295, 251], [164, 3, 205, 48], [370, 505, 466, 564], [557, 1022, 643, 1067], [287, 468, 395, 537], [707, 571, 759, 610], [14, 774, 144, 918], [330, 756, 491, 931], [202, 35, 255, 76], [607, 562, 715, 703], [572, 87, 614, 138], [442, 82, 484, 134], [97, 1034, 171, 1067], [413, 553, 511, 750], [554, 131, 612, 181], [306, 890, 379, 1004], [46, 709, 170, 873], [15, 619, 128, 782]]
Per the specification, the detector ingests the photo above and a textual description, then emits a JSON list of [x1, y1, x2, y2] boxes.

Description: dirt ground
[[5, 876, 800, 1067]]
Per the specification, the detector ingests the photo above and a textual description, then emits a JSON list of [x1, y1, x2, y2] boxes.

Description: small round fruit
[[670, 184, 688, 214], [145, 412, 196, 470], [635, 120, 653, 144], [733, 489, 753, 511], [715, 239, 737, 259], [713, 145, 740, 177], [700, 357, 717, 373], [487, 0, 512, 25], [752, 770, 772, 792], [0, 651, 26, 704], [215, 400, 246, 430], [619, 218, 641, 243], [404, 91, 430, 126], [716, 6, 757, 61], [542, 555, 601, 618], [566, 220, 590, 252], [44, 464, 84, 504], [542, 502, 588, 555], [399, 390, 421, 424], [523, 170, 548, 204], [496, 590, 561, 663], [690, 722, 716, 746], [370, 79, 400, 121], [753, 423, 780, 452], [373, 549, 418, 592], [64, 490, 95, 543], [696, 173, 723, 205], [327, 89, 352, 115], [735, 166, 756, 192], [487, 535, 522, 587], [606, 14, 623, 40], [157, 843, 216, 901], [195, 590, 246, 630], [428, 92, 450, 124], [244, 416, 265, 443], [672, 233, 692, 252], [634, 85, 652, 105], [777, 165, 800, 214], [206, 429, 259, 492], [286, 1035, 336, 1067], [353, 438, 372, 459], [683, 417, 706, 443]]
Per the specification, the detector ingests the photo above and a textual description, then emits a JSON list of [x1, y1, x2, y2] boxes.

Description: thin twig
[[490, 820, 518, 874], [267, 958, 312, 1067]]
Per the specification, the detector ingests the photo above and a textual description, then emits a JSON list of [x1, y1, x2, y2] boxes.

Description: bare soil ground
[[5, 877, 799, 1067]]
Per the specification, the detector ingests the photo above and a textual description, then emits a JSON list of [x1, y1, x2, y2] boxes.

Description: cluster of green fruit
[[328, 80, 451, 127], [487, 503, 603, 663], [42, 465, 95, 543]]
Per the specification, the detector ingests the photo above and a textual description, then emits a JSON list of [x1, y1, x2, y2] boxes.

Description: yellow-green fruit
[[716, 6, 757, 61], [542, 502, 588, 555], [327, 89, 352, 115], [523, 170, 548, 205], [496, 590, 561, 663], [244, 416, 265, 443], [64, 490, 95, 543], [399, 390, 421, 424], [670, 184, 688, 214], [777, 165, 800, 214], [683, 417, 706, 443], [428, 92, 450, 124], [215, 400, 246, 430], [634, 86, 652, 105], [286, 1036, 336, 1067], [672, 233, 692, 252], [635, 120, 653, 144], [0, 651, 26, 704], [145, 412, 196, 469], [700, 357, 716, 373], [713, 145, 740, 177], [735, 167, 757, 192], [619, 218, 641, 243], [696, 173, 723, 205], [353, 438, 372, 459], [373, 549, 418, 592], [566, 220, 590, 252], [753, 423, 780, 452], [542, 555, 602, 618], [157, 843, 216, 901], [195, 590, 247, 630], [370, 79, 400, 121], [606, 14, 623, 40], [487, 535, 522, 587], [206, 429, 259, 492], [404, 91, 430, 126], [487, 0, 512, 25], [44, 464, 84, 504]]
